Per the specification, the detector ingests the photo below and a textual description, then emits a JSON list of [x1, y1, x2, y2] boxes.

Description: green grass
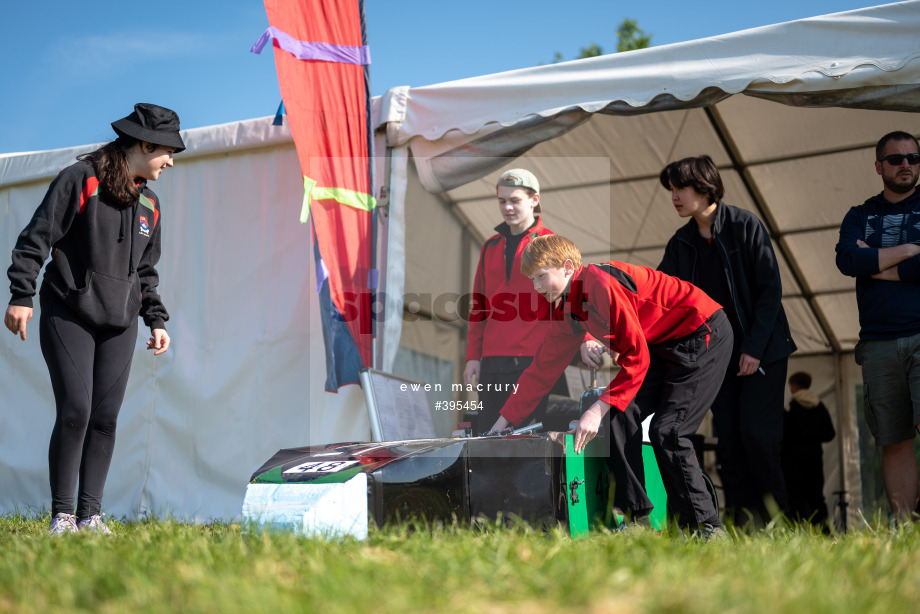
[[1, 514, 918, 614]]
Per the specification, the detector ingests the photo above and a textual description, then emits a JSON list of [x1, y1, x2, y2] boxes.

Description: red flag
[[254, 0, 376, 386]]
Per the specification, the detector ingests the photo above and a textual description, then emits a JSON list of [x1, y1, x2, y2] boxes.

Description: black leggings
[[39, 293, 136, 518]]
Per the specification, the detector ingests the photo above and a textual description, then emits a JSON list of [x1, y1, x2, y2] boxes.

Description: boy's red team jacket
[[465, 217, 554, 362], [500, 262, 722, 425]]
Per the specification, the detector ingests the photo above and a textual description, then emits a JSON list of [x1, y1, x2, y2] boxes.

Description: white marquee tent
[[2, 0, 919, 523]]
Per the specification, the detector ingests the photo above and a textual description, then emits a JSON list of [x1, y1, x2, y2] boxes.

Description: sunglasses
[[878, 153, 920, 165]]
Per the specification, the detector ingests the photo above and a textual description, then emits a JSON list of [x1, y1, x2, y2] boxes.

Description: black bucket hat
[[111, 103, 185, 153]]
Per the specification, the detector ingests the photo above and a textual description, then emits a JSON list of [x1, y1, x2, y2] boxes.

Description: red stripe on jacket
[[79, 177, 99, 214]]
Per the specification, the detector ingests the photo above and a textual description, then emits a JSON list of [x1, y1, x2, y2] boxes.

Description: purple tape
[[251, 26, 371, 65]]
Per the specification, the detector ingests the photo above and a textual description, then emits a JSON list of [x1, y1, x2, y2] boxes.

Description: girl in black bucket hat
[[5, 103, 184, 535]]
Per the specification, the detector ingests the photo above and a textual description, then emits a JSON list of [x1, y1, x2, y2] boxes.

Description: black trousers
[[608, 310, 733, 525], [711, 355, 789, 524], [40, 293, 137, 519]]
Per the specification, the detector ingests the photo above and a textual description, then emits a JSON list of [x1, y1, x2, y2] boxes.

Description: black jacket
[[782, 391, 835, 468], [8, 161, 168, 330], [658, 202, 796, 365]]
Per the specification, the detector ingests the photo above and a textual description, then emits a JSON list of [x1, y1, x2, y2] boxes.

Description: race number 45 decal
[[283, 460, 359, 475]]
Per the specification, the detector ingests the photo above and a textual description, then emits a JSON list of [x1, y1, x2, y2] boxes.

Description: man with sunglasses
[[836, 130, 920, 526]]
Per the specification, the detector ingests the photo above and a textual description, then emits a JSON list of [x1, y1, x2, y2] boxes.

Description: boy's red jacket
[[465, 217, 554, 361], [500, 262, 722, 425]]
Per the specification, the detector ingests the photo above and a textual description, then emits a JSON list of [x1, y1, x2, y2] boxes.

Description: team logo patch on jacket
[[139, 215, 150, 237]]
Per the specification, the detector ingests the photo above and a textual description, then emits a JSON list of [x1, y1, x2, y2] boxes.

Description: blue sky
[[0, 0, 886, 154]]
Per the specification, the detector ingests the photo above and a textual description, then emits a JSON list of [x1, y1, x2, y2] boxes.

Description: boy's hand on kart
[[571, 400, 609, 454], [484, 415, 512, 436]]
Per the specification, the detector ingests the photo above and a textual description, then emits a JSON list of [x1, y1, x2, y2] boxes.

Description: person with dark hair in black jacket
[[658, 155, 797, 527], [5, 103, 184, 535]]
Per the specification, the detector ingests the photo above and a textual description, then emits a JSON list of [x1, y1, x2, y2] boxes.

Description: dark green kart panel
[[563, 435, 668, 537]]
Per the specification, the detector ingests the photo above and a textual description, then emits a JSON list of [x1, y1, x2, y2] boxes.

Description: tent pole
[[834, 351, 850, 531], [373, 145, 394, 370]]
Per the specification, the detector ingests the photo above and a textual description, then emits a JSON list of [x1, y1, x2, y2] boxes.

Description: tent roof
[[380, 1, 920, 146], [377, 0, 920, 357]]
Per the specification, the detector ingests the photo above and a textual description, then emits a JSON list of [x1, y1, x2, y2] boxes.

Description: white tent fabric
[[384, 1, 920, 148]]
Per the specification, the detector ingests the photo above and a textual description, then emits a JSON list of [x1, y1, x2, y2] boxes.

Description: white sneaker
[[78, 515, 113, 534], [49, 513, 78, 535]]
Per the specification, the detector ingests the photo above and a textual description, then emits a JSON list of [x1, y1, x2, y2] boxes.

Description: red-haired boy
[[489, 235, 732, 536]]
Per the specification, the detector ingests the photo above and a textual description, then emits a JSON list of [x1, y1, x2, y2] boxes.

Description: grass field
[[1, 514, 917, 614]]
